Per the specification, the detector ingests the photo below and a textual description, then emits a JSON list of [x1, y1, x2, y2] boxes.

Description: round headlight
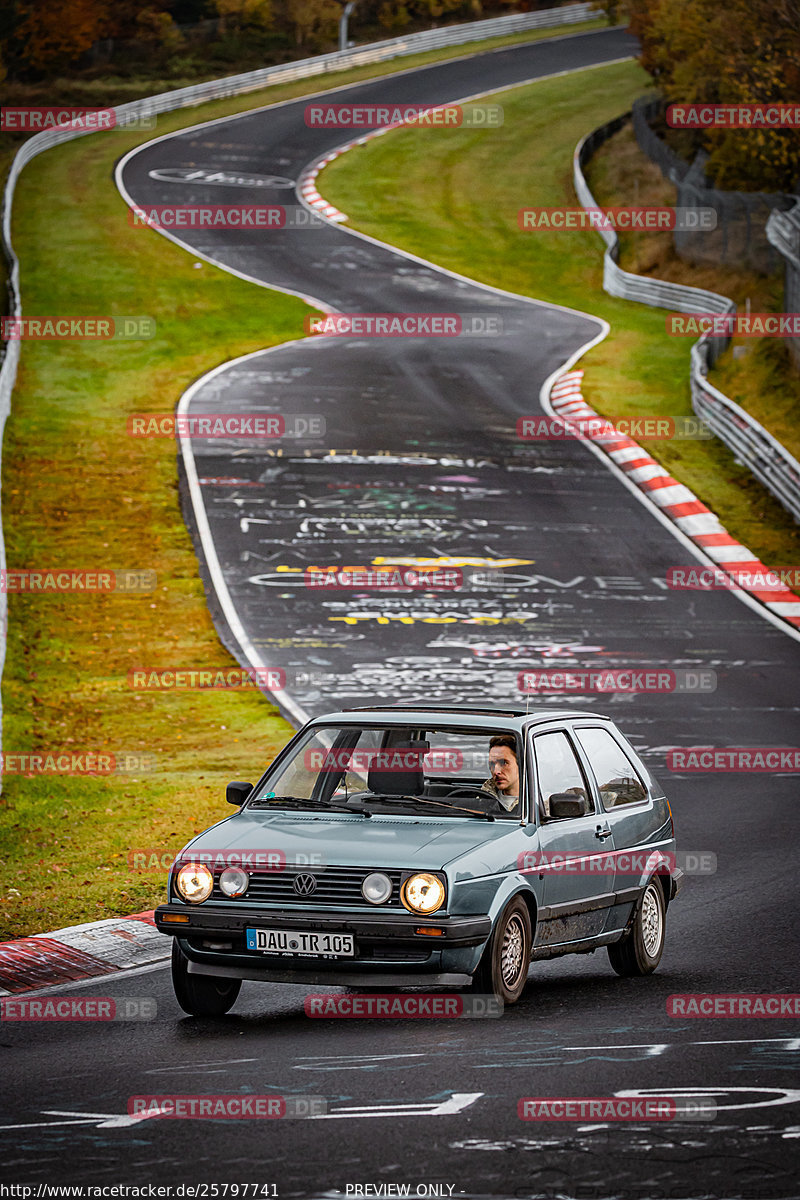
[[176, 862, 214, 904], [362, 871, 392, 905], [401, 872, 445, 914], [219, 866, 249, 898]]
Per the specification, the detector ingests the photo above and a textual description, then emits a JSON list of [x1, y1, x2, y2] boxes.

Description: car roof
[[309, 704, 614, 731]]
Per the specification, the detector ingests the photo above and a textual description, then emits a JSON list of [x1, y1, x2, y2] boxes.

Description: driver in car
[[481, 734, 520, 812]]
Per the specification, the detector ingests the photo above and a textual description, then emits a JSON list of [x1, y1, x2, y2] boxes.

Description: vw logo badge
[[293, 873, 317, 896]]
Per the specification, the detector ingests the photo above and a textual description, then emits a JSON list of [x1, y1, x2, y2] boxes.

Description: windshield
[[249, 724, 522, 819]]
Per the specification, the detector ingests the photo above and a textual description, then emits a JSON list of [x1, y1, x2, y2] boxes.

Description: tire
[[171, 939, 242, 1016], [607, 879, 666, 977], [470, 896, 532, 1004]]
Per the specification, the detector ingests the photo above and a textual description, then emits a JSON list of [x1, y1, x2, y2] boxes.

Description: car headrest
[[367, 741, 427, 796]]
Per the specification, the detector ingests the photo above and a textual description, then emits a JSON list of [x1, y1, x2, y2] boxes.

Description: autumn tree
[[601, 0, 800, 190], [283, 0, 340, 47], [12, 0, 108, 71], [213, 0, 273, 33]]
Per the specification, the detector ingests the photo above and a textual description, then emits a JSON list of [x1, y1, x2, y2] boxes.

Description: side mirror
[[549, 792, 589, 819], [227, 781, 253, 807]]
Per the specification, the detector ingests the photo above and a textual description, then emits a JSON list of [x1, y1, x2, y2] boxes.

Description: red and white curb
[[549, 370, 800, 628], [0, 910, 168, 994], [298, 103, 460, 225], [298, 148, 351, 222]]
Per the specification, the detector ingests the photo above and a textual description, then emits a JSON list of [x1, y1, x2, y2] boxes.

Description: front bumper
[[155, 903, 490, 945], [155, 903, 490, 983]]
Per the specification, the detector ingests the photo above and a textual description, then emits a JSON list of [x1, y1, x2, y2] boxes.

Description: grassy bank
[[319, 59, 800, 568]]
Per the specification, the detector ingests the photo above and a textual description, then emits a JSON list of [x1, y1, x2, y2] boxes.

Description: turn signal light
[[415, 926, 444, 936], [162, 913, 190, 923]]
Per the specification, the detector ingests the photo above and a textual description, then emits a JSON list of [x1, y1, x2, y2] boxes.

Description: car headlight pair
[[175, 863, 247, 903], [175, 862, 445, 914], [361, 871, 445, 913]]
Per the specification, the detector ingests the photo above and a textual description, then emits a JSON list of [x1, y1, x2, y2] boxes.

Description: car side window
[[575, 727, 648, 809], [532, 731, 591, 819]]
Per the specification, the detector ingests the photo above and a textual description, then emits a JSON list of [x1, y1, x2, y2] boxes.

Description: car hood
[[181, 809, 517, 870]]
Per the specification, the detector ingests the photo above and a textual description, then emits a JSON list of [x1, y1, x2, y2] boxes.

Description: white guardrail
[[0, 2, 596, 777], [573, 117, 800, 524]]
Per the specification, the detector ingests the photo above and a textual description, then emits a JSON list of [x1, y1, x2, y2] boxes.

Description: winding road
[[3, 26, 798, 1199]]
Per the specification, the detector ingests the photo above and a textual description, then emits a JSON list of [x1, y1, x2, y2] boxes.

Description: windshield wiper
[[250, 796, 371, 816], [361, 794, 495, 821]]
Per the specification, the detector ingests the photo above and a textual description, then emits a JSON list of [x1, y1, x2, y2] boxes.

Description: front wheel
[[171, 939, 242, 1016], [470, 896, 531, 1004], [607, 879, 666, 977]]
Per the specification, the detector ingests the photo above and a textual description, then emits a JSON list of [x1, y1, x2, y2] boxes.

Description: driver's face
[[488, 745, 519, 794]]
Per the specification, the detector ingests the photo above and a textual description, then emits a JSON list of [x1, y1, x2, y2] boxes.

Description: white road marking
[[296, 1052, 425, 1070], [309, 1093, 483, 1120], [0, 1109, 154, 1132], [0, 1093, 483, 1132], [145, 1058, 259, 1074], [615, 1087, 800, 1113]]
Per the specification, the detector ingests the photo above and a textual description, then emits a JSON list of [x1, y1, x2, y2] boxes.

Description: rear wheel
[[607, 880, 666, 977], [171, 939, 242, 1016], [470, 896, 531, 1004]]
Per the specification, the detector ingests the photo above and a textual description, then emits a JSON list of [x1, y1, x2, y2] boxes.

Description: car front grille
[[211, 864, 405, 908]]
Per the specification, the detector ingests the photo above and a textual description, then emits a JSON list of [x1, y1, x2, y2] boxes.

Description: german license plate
[[246, 927, 355, 957]]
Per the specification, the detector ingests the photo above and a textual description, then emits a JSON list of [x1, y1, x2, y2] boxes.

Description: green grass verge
[[0, 20, 610, 939], [319, 59, 800, 570]]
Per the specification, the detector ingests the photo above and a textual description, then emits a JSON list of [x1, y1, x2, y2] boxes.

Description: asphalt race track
[[4, 26, 799, 1200]]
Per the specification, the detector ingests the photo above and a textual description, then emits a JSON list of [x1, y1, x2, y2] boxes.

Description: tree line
[[600, 0, 800, 191], [0, 0, 532, 76]]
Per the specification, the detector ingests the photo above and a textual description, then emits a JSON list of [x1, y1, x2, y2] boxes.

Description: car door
[[572, 723, 657, 934], [531, 728, 616, 947]]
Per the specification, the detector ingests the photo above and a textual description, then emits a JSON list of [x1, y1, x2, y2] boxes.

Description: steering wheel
[[446, 787, 499, 802]]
